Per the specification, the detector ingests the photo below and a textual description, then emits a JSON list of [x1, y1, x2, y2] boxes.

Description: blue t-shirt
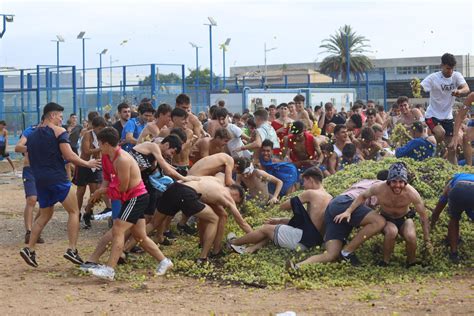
[[121, 118, 145, 152], [395, 137, 435, 161], [27, 126, 69, 187], [449, 173, 474, 188], [22, 125, 37, 138]]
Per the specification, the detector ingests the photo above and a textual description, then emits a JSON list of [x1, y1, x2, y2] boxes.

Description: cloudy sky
[[0, 0, 473, 75]]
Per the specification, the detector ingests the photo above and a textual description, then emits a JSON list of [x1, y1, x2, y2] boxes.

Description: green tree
[[185, 68, 215, 85], [141, 72, 182, 85], [319, 25, 373, 81]]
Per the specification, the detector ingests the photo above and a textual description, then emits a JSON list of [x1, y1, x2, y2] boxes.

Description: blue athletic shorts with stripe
[[36, 182, 71, 208]]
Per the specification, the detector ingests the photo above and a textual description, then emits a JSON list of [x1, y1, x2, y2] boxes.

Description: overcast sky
[[0, 0, 473, 76]]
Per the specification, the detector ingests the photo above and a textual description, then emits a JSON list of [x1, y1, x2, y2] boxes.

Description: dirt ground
[[0, 161, 473, 315]]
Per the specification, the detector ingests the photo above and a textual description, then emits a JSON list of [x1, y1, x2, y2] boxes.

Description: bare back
[[188, 153, 233, 177], [298, 188, 332, 233]]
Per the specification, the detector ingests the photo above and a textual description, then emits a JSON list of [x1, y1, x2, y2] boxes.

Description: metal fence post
[[0, 75, 4, 120], [72, 66, 77, 115], [382, 68, 387, 110], [307, 74, 311, 88], [122, 66, 127, 98], [365, 71, 369, 104], [45, 68, 51, 102], [36, 65, 41, 123], [97, 68, 102, 113], [181, 64, 186, 93], [27, 73, 32, 113], [150, 64, 156, 107], [284, 75, 288, 88]]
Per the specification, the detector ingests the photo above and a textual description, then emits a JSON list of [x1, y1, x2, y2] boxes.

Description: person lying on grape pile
[[228, 167, 331, 254], [282, 120, 323, 173], [430, 173, 474, 263], [395, 121, 436, 161], [259, 139, 299, 196], [289, 171, 388, 268], [154, 176, 252, 262], [343, 162, 432, 267], [235, 157, 283, 205], [449, 92, 474, 166]]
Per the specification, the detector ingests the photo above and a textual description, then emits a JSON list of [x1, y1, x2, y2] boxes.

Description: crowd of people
[[5, 52, 473, 280]]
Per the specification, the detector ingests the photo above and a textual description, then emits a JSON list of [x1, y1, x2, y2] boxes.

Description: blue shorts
[[467, 119, 474, 127], [111, 199, 122, 220], [36, 182, 71, 208], [23, 166, 37, 198], [448, 181, 474, 221]]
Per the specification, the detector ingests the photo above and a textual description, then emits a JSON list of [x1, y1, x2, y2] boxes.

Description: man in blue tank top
[[431, 173, 474, 263], [20, 102, 100, 268]]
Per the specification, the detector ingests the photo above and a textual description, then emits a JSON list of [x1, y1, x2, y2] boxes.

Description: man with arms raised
[[293, 94, 312, 130], [20, 102, 100, 268]]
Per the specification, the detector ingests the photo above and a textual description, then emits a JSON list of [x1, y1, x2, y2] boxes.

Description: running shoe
[[79, 261, 99, 272], [226, 232, 237, 242], [164, 230, 177, 240], [20, 247, 38, 267], [89, 265, 115, 281], [130, 245, 144, 254], [98, 207, 112, 215], [64, 248, 84, 265], [156, 258, 173, 276], [177, 223, 197, 235], [229, 243, 246, 255], [341, 252, 361, 266]]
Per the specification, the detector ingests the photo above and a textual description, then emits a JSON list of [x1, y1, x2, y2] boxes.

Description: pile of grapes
[[117, 158, 474, 289]]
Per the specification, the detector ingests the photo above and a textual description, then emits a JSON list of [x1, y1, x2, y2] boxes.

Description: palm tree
[[319, 25, 373, 81]]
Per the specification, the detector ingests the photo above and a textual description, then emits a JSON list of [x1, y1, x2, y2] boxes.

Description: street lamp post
[[0, 14, 14, 38], [220, 38, 231, 89], [51, 35, 65, 102], [77, 31, 89, 118], [264, 42, 277, 86], [109, 55, 119, 105], [98, 49, 108, 112], [205, 17, 217, 91], [189, 42, 201, 109]]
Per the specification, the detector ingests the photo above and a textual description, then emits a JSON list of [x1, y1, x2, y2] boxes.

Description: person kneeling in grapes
[[227, 167, 332, 254], [430, 173, 474, 263], [289, 171, 388, 268]]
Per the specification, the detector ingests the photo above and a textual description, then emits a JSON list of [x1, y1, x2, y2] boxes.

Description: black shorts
[[144, 183, 161, 216], [0, 145, 9, 158], [157, 182, 206, 217], [381, 209, 416, 231], [448, 181, 474, 220], [324, 195, 372, 242], [73, 166, 102, 186], [118, 193, 149, 224], [425, 117, 454, 137]]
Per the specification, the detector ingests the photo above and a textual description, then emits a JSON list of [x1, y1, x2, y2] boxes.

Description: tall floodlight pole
[[98, 48, 108, 86], [346, 34, 350, 86], [190, 42, 201, 109], [77, 31, 89, 117], [0, 14, 15, 39], [109, 55, 119, 105], [220, 38, 231, 89], [205, 17, 217, 91], [264, 42, 277, 86], [52, 35, 65, 102]]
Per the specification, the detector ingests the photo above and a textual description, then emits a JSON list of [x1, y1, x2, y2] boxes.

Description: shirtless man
[[159, 107, 195, 176], [155, 177, 252, 261], [354, 127, 382, 160], [0, 120, 16, 173], [137, 103, 172, 143], [397, 96, 423, 129], [339, 162, 432, 267], [291, 171, 388, 268], [188, 152, 235, 187], [82, 128, 173, 280], [75, 116, 107, 221], [234, 157, 283, 204], [293, 94, 312, 129], [175, 93, 208, 137], [190, 128, 231, 163], [20, 102, 100, 268], [287, 101, 297, 120], [228, 167, 331, 254], [283, 121, 323, 170], [449, 92, 474, 166]]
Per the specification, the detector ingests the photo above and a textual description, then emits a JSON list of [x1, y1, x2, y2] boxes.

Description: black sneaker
[[83, 213, 92, 229], [376, 260, 389, 267], [160, 237, 173, 246], [20, 247, 38, 267], [63, 248, 84, 265], [177, 223, 197, 236], [130, 245, 144, 254], [164, 230, 177, 240], [341, 252, 361, 266], [449, 252, 461, 264]]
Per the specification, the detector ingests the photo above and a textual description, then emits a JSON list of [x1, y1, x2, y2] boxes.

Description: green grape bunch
[[410, 77, 422, 98], [389, 124, 412, 148]]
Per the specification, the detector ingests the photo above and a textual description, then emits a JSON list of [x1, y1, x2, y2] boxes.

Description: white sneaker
[[230, 244, 246, 255], [79, 262, 100, 273], [156, 258, 173, 276], [226, 232, 237, 241], [89, 265, 115, 281]]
